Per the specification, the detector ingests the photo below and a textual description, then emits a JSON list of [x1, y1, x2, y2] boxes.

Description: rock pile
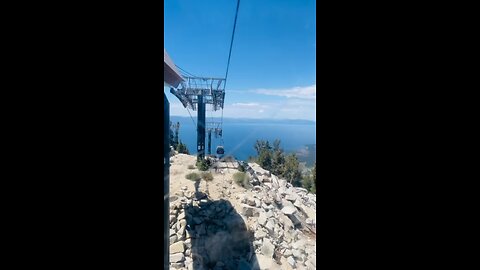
[[169, 162, 316, 270]]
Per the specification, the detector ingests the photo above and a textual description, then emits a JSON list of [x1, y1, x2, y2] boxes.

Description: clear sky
[[164, 0, 316, 121]]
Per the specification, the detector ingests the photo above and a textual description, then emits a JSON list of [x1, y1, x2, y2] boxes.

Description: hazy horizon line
[[169, 115, 316, 123]]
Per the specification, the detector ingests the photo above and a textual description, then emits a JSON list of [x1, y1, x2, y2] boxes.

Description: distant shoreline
[[170, 115, 316, 125]]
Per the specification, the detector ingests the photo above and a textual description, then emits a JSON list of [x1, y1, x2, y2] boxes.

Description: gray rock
[[253, 240, 262, 247], [281, 205, 297, 215], [240, 204, 259, 217], [287, 256, 296, 267], [170, 235, 178, 244], [178, 211, 185, 220], [255, 254, 274, 270], [287, 213, 302, 226], [261, 238, 275, 258], [254, 229, 267, 239], [170, 252, 185, 263], [257, 212, 267, 226], [255, 198, 261, 208], [244, 196, 255, 206], [295, 187, 308, 193], [170, 262, 184, 268], [170, 229, 176, 236], [292, 240, 306, 250], [170, 241, 185, 254], [283, 249, 293, 257], [265, 219, 275, 233], [177, 226, 186, 237], [285, 194, 297, 202], [292, 249, 302, 259], [294, 198, 303, 208], [306, 256, 316, 267], [279, 213, 294, 230]]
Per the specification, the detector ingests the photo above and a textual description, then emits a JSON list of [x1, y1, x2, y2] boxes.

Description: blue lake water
[[170, 116, 316, 162]]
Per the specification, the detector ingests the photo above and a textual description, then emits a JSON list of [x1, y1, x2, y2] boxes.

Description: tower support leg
[[207, 130, 212, 156], [197, 95, 205, 161]]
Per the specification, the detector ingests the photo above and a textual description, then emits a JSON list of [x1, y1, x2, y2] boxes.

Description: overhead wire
[[172, 0, 241, 156], [220, 0, 241, 146], [175, 65, 198, 78]]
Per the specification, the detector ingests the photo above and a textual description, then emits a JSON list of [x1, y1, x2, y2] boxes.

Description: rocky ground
[[168, 153, 317, 270]]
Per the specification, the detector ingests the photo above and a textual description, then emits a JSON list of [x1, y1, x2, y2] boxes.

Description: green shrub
[[196, 159, 209, 171], [238, 162, 246, 172], [176, 141, 189, 154], [185, 172, 200, 181], [201, 172, 214, 181], [233, 172, 250, 188]]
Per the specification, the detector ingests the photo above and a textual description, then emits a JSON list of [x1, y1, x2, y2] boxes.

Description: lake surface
[[170, 116, 316, 162]]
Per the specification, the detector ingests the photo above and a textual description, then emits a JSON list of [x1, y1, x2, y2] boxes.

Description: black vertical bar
[[207, 129, 212, 155], [197, 95, 205, 161], [164, 93, 170, 270]]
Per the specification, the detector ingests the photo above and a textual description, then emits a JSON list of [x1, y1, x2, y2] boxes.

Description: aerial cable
[[224, 0, 241, 85], [221, 0, 241, 131], [175, 65, 198, 78], [186, 107, 196, 128]]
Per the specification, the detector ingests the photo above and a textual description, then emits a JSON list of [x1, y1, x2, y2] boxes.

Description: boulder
[[254, 229, 268, 239], [257, 212, 267, 226], [261, 238, 275, 258], [170, 241, 184, 254], [170, 252, 185, 263], [287, 256, 296, 268], [287, 213, 302, 226], [292, 249, 302, 259], [285, 194, 297, 202], [240, 204, 259, 217], [170, 235, 177, 244], [265, 219, 275, 233], [281, 206, 297, 215], [255, 254, 275, 270], [279, 213, 294, 230]]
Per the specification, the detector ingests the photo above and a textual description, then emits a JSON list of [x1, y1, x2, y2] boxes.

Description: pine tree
[[283, 153, 302, 186]]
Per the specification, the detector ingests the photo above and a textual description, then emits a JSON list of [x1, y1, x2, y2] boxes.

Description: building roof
[[164, 49, 184, 88]]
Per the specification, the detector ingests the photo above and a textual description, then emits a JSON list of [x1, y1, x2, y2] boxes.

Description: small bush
[[201, 172, 214, 181], [196, 159, 209, 171], [185, 172, 200, 181], [187, 165, 195, 170], [176, 141, 189, 154], [233, 172, 250, 188], [238, 162, 246, 172]]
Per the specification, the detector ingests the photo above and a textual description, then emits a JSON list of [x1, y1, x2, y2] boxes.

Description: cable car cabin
[[216, 146, 225, 155]]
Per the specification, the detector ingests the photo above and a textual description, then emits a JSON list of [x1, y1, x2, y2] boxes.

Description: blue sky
[[164, 0, 316, 121]]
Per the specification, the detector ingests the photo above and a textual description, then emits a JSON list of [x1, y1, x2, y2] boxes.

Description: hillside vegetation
[[250, 139, 316, 193]]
